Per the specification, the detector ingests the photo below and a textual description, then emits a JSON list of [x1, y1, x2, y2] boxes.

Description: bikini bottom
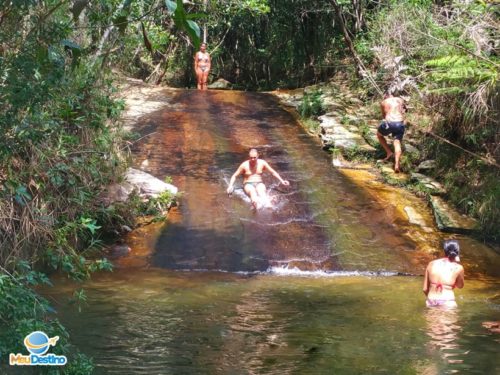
[[426, 299, 457, 308]]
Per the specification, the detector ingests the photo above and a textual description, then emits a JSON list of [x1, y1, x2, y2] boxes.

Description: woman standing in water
[[194, 42, 211, 90], [423, 240, 465, 308]]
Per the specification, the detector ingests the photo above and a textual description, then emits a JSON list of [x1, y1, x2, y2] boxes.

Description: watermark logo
[[9, 331, 67, 366]]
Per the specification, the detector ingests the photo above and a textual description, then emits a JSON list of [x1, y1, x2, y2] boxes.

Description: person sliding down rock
[[227, 148, 289, 210]]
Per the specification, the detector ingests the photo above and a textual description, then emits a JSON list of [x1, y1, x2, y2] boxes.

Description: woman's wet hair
[[443, 240, 460, 260]]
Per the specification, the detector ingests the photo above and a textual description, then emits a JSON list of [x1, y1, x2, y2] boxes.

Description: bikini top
[[197, 53, 209, 63], [430, 281, 455, 293]]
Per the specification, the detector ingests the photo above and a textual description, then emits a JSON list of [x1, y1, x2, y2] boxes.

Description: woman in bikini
[[423, 240, 465, 308], [226, 148, 289, 209], [194, 42, 211, 90]]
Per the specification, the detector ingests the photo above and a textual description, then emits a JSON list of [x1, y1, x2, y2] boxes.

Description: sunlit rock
[[208, 78, 232, 90], [318, 115, 376, 154], [101, 182, 135, 205], [124, 168, 178, 198], [403, 142, 419, 155], [404, 206, 433, 232], [410, 173, 446, 195], [417, 160, 437, 170], [429, 196, 478, 234], [379, 165, 410, 182]]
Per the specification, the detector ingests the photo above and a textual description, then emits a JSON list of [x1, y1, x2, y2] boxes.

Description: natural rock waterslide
[[115, 80, 498, 278]]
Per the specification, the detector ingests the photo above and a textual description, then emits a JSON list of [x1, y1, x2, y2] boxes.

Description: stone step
[[319, 115, 376, 154], [410, 173, 446, 195], [332, 157, 372, 170], [429, 196, 478, 234]]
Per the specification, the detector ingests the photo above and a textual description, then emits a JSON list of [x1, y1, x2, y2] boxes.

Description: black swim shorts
[[377, 121, 405, 141]]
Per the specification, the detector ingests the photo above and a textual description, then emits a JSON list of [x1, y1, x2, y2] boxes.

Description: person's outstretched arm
[[263, 161, 289, 186], [227, 164, 244, 194]]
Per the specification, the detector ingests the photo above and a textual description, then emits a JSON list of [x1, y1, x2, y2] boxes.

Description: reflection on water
[[424, 307, 464, 370], [42, 271, 500, 375]]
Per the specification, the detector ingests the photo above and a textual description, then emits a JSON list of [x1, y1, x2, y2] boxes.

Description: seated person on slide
[[423, 240, 464, 308], [226, 148, 289, 209]]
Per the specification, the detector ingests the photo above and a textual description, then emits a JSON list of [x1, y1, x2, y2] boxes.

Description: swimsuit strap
[[430, 281, 455, 293]]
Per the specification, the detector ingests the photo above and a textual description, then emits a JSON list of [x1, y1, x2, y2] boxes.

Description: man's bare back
[[377, 94, 407, 172], [381, 96, 405, 122]]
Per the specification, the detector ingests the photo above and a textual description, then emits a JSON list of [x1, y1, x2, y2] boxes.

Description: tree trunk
[[93, 0, 128, 63], [329, 0, 364, 78], [351, 0, 365, 33], [203, 0, 208, 43]]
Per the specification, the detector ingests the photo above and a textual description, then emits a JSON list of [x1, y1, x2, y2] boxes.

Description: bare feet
[[394, 166, 401, 173], [383, 153, 394, 161], [376, 153, 394, 163]]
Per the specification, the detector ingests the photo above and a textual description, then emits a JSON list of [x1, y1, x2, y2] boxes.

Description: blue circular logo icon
[[24, 331, 50, 355]]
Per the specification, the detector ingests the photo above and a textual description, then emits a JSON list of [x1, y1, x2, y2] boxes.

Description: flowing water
[[43, 90, 498, 374]]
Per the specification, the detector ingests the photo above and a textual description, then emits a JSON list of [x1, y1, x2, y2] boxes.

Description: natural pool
[[44, 269, 499, 375]]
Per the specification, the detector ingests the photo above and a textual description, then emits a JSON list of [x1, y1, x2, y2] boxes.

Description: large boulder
[[103, 181, 135, 204], [102, 168, 178, 206], [208, 78, 232, 90], [429, 196, 478, 234], [124, 168, 178, 198]]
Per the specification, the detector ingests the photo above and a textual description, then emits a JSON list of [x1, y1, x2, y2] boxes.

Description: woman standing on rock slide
[[194, 42, 211, 90]]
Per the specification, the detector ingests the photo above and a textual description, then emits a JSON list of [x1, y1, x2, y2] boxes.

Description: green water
[[42, 269, 499, 374]]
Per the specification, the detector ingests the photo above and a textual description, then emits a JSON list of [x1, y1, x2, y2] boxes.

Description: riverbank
[[271, 79, 498, 245]]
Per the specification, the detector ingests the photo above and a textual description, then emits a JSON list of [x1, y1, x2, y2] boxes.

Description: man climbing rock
[[377, 93, 406, 173]]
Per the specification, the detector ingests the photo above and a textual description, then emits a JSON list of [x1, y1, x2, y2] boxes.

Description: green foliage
[[166, 0, 202, 49], [301, 118, 321, 134], [425, 55, 498, 94], [299, 90, 325, 118], [198, 0, 342, 89], [141, 190, 177, 219], [0, 265, 94, 374]]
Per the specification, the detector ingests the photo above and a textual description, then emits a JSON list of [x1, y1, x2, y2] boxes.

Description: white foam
[[170, 266, 400, 278], [267, 266, 398, 278]]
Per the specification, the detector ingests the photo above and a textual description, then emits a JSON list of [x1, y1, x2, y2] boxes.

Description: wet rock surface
[[430, 196, 478, 234]]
